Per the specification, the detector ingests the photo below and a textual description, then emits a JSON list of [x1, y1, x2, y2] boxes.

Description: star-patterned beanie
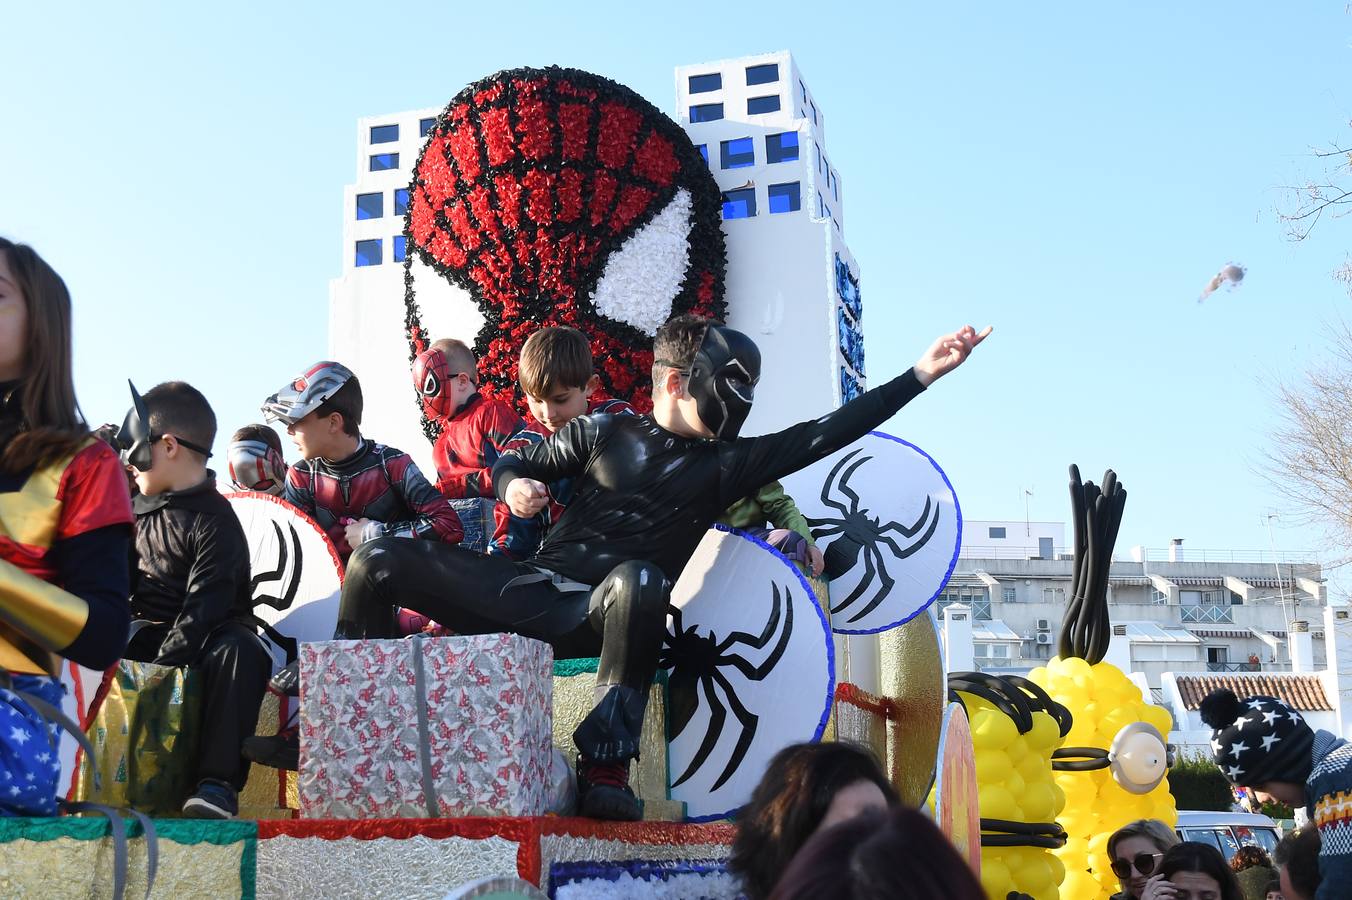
[[1199, 689, 1315, 787]]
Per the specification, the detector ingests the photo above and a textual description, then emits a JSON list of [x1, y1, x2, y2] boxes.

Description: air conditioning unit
[[1036, 633, 1053, 645], [1036, 619, 1052, 632]]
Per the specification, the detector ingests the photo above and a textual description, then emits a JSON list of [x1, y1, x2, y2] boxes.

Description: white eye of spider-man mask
[[688, 325, 761, 440]]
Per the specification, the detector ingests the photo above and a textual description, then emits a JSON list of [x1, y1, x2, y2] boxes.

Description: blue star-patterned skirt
[[0, 675, 64, 817]]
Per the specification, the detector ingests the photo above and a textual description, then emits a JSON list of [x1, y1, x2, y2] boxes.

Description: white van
[[1175, 810, 1282, 858]]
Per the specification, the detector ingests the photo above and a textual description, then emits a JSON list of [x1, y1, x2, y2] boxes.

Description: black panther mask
[[116, 380, 211, 471], [687, 325, 761, 440]]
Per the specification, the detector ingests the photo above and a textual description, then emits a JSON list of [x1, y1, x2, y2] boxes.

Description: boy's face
[[131, 435, 204, 495], [287, 409, 344, 461], [1253, 781, 1305, 808], [525, 375, 598, 433]]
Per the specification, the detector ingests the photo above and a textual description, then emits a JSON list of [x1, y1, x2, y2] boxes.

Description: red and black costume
[[0, 385, 134, 815], [282, 440, 463, 561], [126, 474, 270, 794], [431, 393, 523, 500], [489, 397, 634, 559]]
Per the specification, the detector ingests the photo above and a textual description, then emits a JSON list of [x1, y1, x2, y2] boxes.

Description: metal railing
[[937, 597, 992, 620], [1181, 606, 1235, 624], [1206, 662, 1260, 673]]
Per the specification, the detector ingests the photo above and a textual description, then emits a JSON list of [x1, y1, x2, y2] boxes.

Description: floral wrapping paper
[[298, 634, 553, 819]]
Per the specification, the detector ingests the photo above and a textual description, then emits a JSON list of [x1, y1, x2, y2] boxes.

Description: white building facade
[[328, 52, 861, 474]]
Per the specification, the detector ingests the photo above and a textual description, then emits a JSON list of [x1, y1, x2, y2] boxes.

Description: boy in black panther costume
[[260, 316, 989, 819]]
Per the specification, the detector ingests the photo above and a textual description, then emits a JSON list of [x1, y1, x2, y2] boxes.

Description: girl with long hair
[[0, 237, 133, 815]]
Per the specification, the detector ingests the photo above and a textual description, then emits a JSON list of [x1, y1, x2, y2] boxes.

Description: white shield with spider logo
[[226, 492, 345, 671], [661, 526, 835, 821], [781, 430, 961, 634]]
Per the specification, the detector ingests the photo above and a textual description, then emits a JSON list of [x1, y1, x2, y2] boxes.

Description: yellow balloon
[[975, 750, 1013, 783], [972, 708, 1018, 749], [978, 784, 1019, 823]]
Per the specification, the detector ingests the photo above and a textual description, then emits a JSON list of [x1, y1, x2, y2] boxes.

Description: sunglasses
[[1110, 852, 1163, 879]]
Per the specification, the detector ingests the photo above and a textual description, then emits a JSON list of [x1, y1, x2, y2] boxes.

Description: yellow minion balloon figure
[[1028, 467, 1177, 900], [948, 671, 1071, 900]]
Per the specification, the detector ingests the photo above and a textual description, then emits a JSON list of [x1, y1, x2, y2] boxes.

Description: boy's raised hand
[[505, 477, 550, 517], [913, 325, 992, 387]]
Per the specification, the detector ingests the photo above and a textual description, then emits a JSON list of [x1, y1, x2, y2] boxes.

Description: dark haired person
[[765, 806, 986, 900], [118, 380, 271, 819], [262, 360, 463, 561], [1140, 842, 1244, 900], [1231, 845, 1278, 900], [1274, 827, 1322, 900], [730, 741, 899, 899], [1200, 688, 1352, 899], [0, 238, 134, 815], [316, 317, 988, 819]]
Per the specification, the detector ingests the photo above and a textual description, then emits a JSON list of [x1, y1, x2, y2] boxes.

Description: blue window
[[689, 73, 722, 94], [393, 235, 407, 263], [370, 153, 399, 172], [355, 192, 383, 220], [768, 182, 800, 214], [799, 79, 807, 103], [720, 137, 754, 169], [747, 95, 781, 115], [419, 117, 437, 137], [696, 144, 709, 165], [355, 239, 382, 267], [818, 192, 827, 217], [834, 217, 841, 233], [370, 124, 399, 144], [766, 131, 799, 163], [690, 103, 724, 123], [722, 188, 756, 220], [810, 102, 818, 124], [746, 63, 779, 85], [833, 178, 840, 202], [815, 143, 823, 173], [394, 188, 410, 216]]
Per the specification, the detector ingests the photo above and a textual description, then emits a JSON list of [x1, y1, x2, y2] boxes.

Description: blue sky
[[5, 3, 1352, 571]]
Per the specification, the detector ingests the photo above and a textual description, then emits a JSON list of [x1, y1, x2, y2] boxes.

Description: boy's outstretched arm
[[721, 325, 991, 504]]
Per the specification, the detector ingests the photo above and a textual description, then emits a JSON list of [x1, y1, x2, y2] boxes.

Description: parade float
[[3, 62, 1030, 899]]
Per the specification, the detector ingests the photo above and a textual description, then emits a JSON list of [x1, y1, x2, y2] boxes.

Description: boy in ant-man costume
[[260, 318, 988, 819]]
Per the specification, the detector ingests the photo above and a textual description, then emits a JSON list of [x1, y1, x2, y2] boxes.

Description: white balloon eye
[[1108, 722, 1170, 794], [589, 188, 694, 335]]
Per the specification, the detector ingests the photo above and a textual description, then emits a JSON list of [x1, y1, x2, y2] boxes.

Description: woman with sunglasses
[[0, 239, 134, 814], [1110, 818, 1182, 899], [1141, 842, 1245, 900]]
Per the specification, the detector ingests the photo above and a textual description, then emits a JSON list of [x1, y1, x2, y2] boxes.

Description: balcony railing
[[1181, 605, 1234, 624], [1206, 662, 1259, 673], [937, 598, 992, 620]]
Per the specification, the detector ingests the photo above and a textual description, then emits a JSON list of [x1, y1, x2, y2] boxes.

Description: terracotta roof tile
[[1175, 674, 1332, 711]]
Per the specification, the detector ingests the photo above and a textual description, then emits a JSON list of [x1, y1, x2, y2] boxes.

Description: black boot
[[576, 756, 640, 821]]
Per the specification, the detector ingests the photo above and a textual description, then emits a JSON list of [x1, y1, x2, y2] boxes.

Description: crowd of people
[[4, 228, 1349, 899]]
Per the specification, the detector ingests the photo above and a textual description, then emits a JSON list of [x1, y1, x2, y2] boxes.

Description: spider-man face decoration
[[404, 66, 728, 439]]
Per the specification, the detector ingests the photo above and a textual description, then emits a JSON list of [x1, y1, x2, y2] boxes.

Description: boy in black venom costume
[[258, 318, 990, 819]]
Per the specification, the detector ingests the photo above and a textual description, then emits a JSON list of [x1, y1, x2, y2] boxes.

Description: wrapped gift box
[[299, 634, 553, 819]]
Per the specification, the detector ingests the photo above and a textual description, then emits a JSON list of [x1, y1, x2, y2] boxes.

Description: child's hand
[[345, 518, 374, 549], [505, 478, 550, 517], [913, 325, 992, 386], [807, 544, 825, 577]]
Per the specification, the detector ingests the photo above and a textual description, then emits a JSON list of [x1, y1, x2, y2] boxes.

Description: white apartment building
[[327, 52, 863, 473], [942, 521, 1328, 693]]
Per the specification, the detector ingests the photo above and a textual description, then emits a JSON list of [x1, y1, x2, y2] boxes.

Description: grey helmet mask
[[687, 325, 761, 440], [262, 361, 355, 427]]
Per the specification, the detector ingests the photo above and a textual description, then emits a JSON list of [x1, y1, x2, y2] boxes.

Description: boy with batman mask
[[256, 316, 990, 820]]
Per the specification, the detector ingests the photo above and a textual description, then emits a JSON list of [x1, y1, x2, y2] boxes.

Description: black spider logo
[[805, 448, 942, 623], [660, 582, 794, 791], [251, 520, 303, 611]]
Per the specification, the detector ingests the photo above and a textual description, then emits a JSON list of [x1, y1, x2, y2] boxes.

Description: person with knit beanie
[[1200, 688, 1352, 900]]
